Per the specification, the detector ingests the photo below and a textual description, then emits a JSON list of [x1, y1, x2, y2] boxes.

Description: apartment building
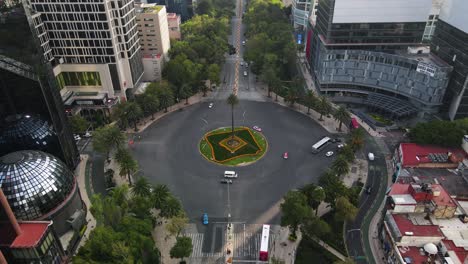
[[136, 4, 170, 81], [167, 12, 181, 40]]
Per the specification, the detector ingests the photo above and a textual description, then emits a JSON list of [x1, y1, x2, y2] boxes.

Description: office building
[[430, 0, 468, 120], [0, 10, 79, 169], [306, 0, 453, 118], [24, 0, 144, 113]]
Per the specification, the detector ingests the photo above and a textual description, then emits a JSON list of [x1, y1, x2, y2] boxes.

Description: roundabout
[[131, 100, 336, 224], [199, 126, 267, 166]]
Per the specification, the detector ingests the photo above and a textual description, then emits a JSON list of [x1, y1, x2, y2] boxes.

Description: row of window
[[32, 3, 105, 13], [48, 30, 112, 40], [39, 12, 107, 22], [53, 47, 114, 56], [50, 39, 112, 48], [45, 21, 110, 31], [61, 55, 116, 64]]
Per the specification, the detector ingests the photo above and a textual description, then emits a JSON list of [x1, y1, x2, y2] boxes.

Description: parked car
[[202, 213, 209, 225], [209, 103, 214, 108], [366, 186, 372, 194], [221, 179, 233, 184], [242, 40, 246, 46], [253, 126, 262, 132], [84, 131, 92, 138], [283, 152, 289, 159], [224, 171, 238, 178], [368, 152, 375, 161], [243, 71, 248, 77], [337, 143, 345, 149], [240, 61, 244, 66], [74, 134, 81, 141], [325, 151, 334, 157]]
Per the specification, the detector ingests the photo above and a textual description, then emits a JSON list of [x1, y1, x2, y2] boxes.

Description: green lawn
[[296, 236, 338, 264], [199, 127, 267, 165], [369, 113, 393, 126]]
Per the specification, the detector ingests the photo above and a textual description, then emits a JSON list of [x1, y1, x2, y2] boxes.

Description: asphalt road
[[131, 100, 338, 224], [345, 135, 388, 264]]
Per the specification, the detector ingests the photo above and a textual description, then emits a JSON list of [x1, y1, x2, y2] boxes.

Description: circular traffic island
[[199, 126, 267, 166]]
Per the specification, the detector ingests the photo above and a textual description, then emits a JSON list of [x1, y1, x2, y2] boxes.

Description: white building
[[26, 0, 144, 104]]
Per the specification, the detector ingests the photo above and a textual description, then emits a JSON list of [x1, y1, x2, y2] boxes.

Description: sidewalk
[[270, 226, 302, 264], [125, 92, 207, 134], [152, 219, 179, 264], [75, 154, 97, 249]]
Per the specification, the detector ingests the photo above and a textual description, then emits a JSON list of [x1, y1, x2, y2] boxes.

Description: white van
[[224, 171, 238, 178], [368, 152, 375, 161]]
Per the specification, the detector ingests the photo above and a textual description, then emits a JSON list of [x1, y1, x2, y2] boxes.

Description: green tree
[[280, 190, 311, 236], [160, 195, 183, 218], [301, 184, 325, 216], [131, 177, 152, 197], [335, 196, 358, 222], [196, 0, 214, 15], [151, 184, 170, 209], [92, 125, 125, 159], [340, 145, 355, 163], [90, 194, 124, 229], [68, 115, 89, 134], [157, 85, 175, 112], [226, 93, 239, 140], [333, 106, 350, 131], [316, 96, 333, 121], [138, 93, 159, 120], [350, 128, 365, 151], [115, 147, 138, 186], [207, 63, 221, 88], [166, 214, 189, 238], [73, 226, 121, 262], [170, 236, 193, 262], [179, 84, 192, 105], [319, 171, 348, 206], [260, 61, 278, 97], [301, 216, 331, 239], [125, 101, 144, 132], [331, 156, 350, 176], [284, 86, 300, 106], [304, 90, 316, 115], [408, 119, 468, 148]]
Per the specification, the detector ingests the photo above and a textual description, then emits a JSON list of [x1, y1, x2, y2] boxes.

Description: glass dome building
[[0, 150, 83, 235], [0, 114, 59, 158]]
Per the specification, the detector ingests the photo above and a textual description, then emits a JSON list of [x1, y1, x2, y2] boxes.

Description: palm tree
[[114, 147, 138, 186], [93, 125, 125, 160], [138, 93, 159, 120], [284, 86, 299, 106], [131, 177, 152, 197], [160, 196, 182, 218], [331, 156, 349, 176], [151, 184, 170, 209], [226, 93, 239, 140], [350, 128, 365, 151], [333, 106, 351, 131], [316, 96, 332, 121], [341, 145, 355, 162], [158, 86, 175, 112], [301, 184, 325, 215], [305, 90, 316, 115]]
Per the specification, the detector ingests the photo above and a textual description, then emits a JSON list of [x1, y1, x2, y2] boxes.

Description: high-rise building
[[306, 0, 453, 118], [24, 0, 144, 109], [0, 10, 79, 169], [430, 0, 468, 120], [135, 4, 170, 82]]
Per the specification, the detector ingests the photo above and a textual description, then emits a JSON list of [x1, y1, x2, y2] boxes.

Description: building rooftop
[[167, 13, 180, 19], [392, 214, 443, 237], [443, 240, 468, 263], [10, 222, 50, 248], [398, 168, 468, 198], [399, 143, 466, 168], [398, 246, 433, 264], [431, 184, 456, 207], [391, 194, 417, 205], [136, 4, 163, 14]]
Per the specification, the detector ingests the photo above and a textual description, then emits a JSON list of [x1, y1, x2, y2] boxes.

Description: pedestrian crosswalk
[[186, 226, 277, 260]]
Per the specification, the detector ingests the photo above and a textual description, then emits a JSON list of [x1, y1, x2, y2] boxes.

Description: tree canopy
[[408, 118, 468, 148], [280, 190, 311, 235]]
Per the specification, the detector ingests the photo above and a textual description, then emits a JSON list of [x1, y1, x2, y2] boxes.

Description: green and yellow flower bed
[[199, 127, 267, 166]]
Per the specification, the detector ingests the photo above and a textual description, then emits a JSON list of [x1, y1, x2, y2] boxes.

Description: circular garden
[[199, 126, 268, 166]]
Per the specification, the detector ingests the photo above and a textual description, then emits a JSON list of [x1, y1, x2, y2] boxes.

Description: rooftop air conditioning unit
[[405, 232, 414, 236]]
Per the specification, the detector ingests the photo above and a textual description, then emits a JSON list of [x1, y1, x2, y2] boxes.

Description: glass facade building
[[307, 0, 452, 117]]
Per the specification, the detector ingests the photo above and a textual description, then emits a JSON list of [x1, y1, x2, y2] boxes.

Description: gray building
[[430, 0, 468, 120], [307, 0, 453, 118]]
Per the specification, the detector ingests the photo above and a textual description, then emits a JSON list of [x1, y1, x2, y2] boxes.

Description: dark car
[[366, 186, 372, 194], [221, 179, 233, 184]]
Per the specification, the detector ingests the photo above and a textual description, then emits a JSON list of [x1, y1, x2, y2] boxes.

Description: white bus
[[312, 136, 331, 153], [259, 224, 270, 261]]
